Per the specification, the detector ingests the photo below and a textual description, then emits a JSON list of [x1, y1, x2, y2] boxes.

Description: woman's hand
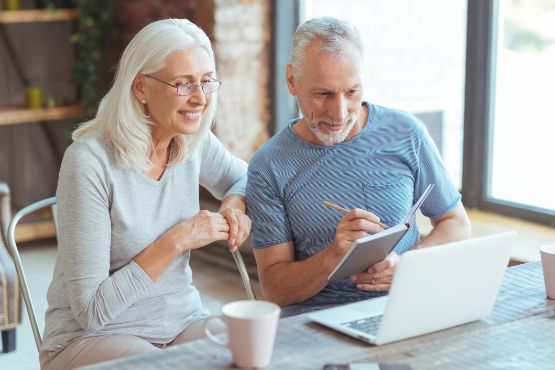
[[173, 210, 230, 251], [219, 206, 252, 252]]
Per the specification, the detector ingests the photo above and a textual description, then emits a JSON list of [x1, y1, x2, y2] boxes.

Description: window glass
[[302, 0, 467, 188], [489, 0, 555, 212]]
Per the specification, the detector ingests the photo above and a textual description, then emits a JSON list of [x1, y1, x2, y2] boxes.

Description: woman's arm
[[58, 143, 153, 332], [134, 210, 230, 279], [199, 132, 251, 251], [58, 142, 230, 332]]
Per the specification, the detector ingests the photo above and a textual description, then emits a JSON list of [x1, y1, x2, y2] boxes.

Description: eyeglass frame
[[142, 74, 222, 96]]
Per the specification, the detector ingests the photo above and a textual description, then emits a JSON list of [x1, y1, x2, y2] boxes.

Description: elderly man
[[246, 17, 471, 317]]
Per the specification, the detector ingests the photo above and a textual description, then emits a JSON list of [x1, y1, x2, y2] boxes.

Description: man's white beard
[[307, 116, 357, 145]]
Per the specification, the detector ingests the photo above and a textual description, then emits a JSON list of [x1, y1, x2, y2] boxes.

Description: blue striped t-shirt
[[246, 102, 461, 315]]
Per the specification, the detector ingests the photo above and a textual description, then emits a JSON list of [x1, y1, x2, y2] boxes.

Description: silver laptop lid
[[376, 231, 515, 344], [309, 231, 515, 345]]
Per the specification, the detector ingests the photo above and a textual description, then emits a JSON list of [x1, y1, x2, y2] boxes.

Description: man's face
[[287, 40, 365, 145]]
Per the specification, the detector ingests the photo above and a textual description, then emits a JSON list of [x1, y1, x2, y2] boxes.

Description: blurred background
[[0, 0, 554, 368]]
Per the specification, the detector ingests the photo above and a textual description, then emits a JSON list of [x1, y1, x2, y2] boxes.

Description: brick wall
[[114, 0, 271, 161], [213, 0, 271, 160]]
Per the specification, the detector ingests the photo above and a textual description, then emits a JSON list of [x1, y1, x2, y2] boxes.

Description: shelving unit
[[0, 9, 78, 23], [0, 104, 84, 126], [1, 8, 80, 242]]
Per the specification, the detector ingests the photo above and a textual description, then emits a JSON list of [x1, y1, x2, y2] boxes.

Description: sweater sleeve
[[198, 131, 248, 200], [56, 141, 154, 332]]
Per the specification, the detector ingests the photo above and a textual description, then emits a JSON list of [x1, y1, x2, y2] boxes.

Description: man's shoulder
[[371, 104, 423, 130], [249, 127, 294, 168]]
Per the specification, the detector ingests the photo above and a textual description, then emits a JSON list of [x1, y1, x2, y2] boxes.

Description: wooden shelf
[[0, 9, 77, 24], [15, 219, 56, 243], [0, 104, 84, 126]]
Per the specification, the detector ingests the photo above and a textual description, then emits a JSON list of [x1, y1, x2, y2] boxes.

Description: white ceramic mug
[[540, 243, 555, 299], [203, 300, 280, 368]]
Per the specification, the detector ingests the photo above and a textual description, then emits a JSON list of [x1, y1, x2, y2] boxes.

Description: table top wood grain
[[83, 262, 554, 370]]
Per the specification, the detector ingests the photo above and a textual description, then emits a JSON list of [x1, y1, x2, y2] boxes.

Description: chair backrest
[[6, 197, 56, 352], [5, 196, 256, 352]]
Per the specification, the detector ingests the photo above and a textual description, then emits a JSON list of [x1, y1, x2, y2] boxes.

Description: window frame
[[462, 0, 555, 226], [271, 0, 555, 226]]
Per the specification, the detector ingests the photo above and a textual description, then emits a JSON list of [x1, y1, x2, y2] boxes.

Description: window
[[272, 0, 555, 225], [464, 0, 555, 225], [490, 0, 555, 212], [300, 0, 468, 188]]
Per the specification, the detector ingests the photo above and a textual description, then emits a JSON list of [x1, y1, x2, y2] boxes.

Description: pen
[[323, 201, 389, 229]]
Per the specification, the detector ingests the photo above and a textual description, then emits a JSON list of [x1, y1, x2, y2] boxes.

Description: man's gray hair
[[290, 17, 364, 78]]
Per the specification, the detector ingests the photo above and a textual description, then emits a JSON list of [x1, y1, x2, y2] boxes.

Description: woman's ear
[[132, 74, 147, 104]]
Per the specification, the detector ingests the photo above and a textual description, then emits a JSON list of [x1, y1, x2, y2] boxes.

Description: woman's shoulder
[[63, 136, 112, 169]]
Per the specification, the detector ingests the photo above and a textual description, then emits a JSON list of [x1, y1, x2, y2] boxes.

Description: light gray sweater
[[41, 132, 247, 351]]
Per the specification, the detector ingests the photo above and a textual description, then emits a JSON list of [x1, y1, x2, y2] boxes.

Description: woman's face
[[140, 46, 215, 138]]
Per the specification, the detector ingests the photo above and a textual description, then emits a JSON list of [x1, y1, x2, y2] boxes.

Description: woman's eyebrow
[[170, 72, 215, 80]]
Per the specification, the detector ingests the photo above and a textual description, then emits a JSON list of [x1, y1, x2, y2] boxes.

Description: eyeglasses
[[143, 74, 221, 96]]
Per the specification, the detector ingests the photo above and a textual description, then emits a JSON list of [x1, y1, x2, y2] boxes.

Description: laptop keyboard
[[342, 315, 383, 335]]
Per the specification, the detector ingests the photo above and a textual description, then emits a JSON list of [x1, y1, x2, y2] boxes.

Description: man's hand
[[331, 208, 385, 257], [351, 252, 400, 291]]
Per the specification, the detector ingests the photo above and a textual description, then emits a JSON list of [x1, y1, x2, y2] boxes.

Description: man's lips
[[319, 122, 344, 132]]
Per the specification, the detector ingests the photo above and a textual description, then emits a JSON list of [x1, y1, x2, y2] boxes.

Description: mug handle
[[203, 315, 228, 347]]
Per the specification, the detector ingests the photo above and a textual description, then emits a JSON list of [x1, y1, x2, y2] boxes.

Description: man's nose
[[330, 96, 348, 123]]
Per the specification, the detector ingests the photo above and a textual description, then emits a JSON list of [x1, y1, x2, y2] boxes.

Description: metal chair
[[0, 183, 22, 353], [6, 197, 57, 352], [5, 197, 255, 352]]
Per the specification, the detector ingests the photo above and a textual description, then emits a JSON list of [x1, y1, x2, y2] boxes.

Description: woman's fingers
[[217, 208, 252, 251]]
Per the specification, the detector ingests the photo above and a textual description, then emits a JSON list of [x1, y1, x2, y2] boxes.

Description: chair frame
[[6, 197, 56, 351], [5, 196, 255, 352]]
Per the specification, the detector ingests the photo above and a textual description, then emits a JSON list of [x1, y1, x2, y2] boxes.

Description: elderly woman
[[39, 19, 250, 369]]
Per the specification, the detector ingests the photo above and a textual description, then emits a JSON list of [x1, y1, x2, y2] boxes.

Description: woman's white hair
[[73, 18, 216, 172], [290, 17, 364, 79]]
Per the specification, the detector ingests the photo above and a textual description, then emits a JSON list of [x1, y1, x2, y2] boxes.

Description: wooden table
[[84, 262, 554, 369]]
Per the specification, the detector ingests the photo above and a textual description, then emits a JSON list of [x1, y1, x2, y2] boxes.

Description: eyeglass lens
[[177, 81, 220, 96]]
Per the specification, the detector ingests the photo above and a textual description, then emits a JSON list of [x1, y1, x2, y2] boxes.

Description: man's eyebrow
[[310, 86, 333, 92], [310, 83, 362, 92]]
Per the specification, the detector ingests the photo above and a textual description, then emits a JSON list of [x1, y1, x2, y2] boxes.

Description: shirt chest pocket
[[362, 177, 414, 226]]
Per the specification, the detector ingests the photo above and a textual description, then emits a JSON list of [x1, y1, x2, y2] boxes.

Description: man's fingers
[[367, 253, 398, 274], [356, 283, 390, 292], [367, 259, 390, 274], [344, 208, 383, 224], [351, 273, 393, 284]]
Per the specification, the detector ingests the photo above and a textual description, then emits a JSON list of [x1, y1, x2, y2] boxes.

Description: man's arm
[[416, 202, 471, 248], [353, 201, 471, 291], [253, 241, 341, 307], [254, 209, 384, 307]]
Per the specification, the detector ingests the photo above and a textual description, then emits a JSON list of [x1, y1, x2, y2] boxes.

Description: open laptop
[[308, 231, 515, 345]]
